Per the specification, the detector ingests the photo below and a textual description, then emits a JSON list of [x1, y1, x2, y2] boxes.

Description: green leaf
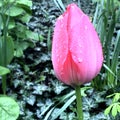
[[112, 104, 117, 117], [0, 66, 10, 76], [6, 36, 14, 64], [14, 41, 30, 57], [0, 19, 15, 30], [113, 93, 120, 102], [0, 96, 19, 120], [103, 64, 116, 77], [16, 0, 32, 7], [44, 107, 55, 120], [8, 20, 15, 29], [0, 36, 14, 66], [14, 47, 23, 57], [26, 31, 40, 41], [104, 105, 113, 115], [61, 91, 75, 102], [0, 1, 2, 7], [53, 0, 65, 12], [111, 30, 120, 73], [16, 0, 32, 14], [106, 93, 115, 98], [20, 13, 31, 23], [40, 103, 53, 118], [117, 104, 120, 113], [5, 0, 15, 3], [81, 87, 92, 97], [5, 6, 24, 16], [51, 95, 76, 120]]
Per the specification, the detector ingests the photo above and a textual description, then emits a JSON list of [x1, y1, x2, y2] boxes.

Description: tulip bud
[[52, 3, 103, 86]]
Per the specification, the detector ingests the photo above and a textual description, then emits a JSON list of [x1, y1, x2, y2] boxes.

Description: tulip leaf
[[61, 91, 75, 102], [103, 64, 115, 77], [43, 105, 55, 120], [53, 0, 65, 12], [40, 103, 53, 118], [111, 30, 120, 73], [0, 96, 19, 120], [51, 95, 76, 120]]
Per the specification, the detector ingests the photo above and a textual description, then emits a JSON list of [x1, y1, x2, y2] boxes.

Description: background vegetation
[[0, 0, 120, 120]]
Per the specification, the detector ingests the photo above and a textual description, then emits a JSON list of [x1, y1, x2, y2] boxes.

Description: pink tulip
[[52, 3, 103, 86]]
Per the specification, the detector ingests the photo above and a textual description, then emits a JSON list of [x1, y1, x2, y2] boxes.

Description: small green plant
[[0, 0, 43, 58], [0, 0, 14, 94], [0, 0, 43, 119], [0, 0, 44, 93], [104, 93, 120, 117]]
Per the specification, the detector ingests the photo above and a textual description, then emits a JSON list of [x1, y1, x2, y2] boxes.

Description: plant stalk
[[2, 76, 6, 94], [75, 85, 83, 120]]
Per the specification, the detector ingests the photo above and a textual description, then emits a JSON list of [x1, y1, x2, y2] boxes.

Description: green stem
[[1, 11, 10, 94], [75, 85, 83, 120], [2, 75, 6, 94]]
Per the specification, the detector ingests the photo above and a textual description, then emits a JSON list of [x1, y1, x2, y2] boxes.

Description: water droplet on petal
[[78, 58, 83, 63]]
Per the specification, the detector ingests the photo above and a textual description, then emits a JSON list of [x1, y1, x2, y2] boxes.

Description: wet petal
[[52, 13, 69, 80], [69, 15, 103, 83], [52, 3, 103, 86]]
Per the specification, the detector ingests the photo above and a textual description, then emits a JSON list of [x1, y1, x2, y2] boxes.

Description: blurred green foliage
[[0, 0, 44, 93], [0, 0, 43, 119], [92, 0, 120, 89], [92, 0, 120, 118], [0, 0, 43, 58]]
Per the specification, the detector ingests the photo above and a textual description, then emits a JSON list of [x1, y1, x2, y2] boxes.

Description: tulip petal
[[69, 14, 103, 83], [67, 3, 84, 31], [52, 3, 103, 86], [52, 13, 69, 80], [61, 51, 80, 85]]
